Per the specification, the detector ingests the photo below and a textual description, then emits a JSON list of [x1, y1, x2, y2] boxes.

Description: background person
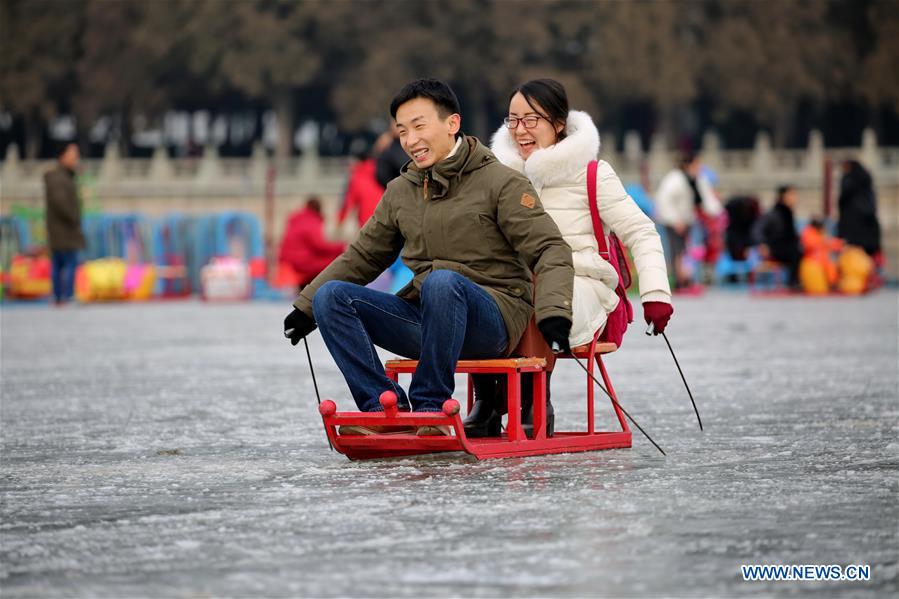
[[374, 120, 408, 189], [654, 152, 723, 289], [724, 195, 762, 262], [278, 197, 346, 289], [837, 160, 882, 258], [799, 217, 842, 293], [337, 149, 384, 229], [756, 185, 802, 289], [43, 142, 86, 305]]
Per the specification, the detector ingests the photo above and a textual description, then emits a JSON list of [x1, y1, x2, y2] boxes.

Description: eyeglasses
[[504, 115, 547, 129]]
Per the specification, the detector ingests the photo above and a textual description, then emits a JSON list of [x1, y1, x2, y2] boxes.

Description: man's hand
[[643, 301, 673, 335], [284, 308, 317, 346], [538, 316, 571, 354]]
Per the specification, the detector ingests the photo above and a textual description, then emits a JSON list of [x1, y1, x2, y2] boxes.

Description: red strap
[[586, 160, 609, 258]]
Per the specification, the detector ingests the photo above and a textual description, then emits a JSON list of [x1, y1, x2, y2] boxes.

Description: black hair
[[306, 196, 322, 215], [389, 79, 461, 120], [680, 152, 699, 168], [776, 185, 793, 203], [509, 78, 569, 141], [56, 141, 77, 158]]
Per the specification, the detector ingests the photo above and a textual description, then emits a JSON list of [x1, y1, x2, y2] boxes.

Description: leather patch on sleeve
[[520, 193, 536, 209]]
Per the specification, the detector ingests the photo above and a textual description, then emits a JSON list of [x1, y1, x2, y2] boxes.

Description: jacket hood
[[399, 135, 495, 197], [490, 110, 601, 188]]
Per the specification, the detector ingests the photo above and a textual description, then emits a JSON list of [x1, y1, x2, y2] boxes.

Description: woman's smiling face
[[508, 92, 562, 160]]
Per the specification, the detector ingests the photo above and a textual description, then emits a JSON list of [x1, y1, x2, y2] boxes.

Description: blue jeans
[[51, 250, 79, 302], [312, 270, 509, 412]]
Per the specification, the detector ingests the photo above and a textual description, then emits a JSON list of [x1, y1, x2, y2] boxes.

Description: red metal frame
[[318, 331, 632, 460]]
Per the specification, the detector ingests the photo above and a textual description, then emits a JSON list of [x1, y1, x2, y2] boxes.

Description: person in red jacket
[[279, 197, 346, 287], [337, 153, 385, 229]]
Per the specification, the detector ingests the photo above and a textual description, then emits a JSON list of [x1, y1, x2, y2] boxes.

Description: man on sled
[[283, 78, 574, 436]]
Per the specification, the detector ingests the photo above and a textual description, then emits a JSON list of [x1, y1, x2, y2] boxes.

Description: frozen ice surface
[[1, 290, 897, 597]]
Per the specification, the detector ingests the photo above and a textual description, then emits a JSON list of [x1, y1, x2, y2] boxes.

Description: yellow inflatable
[[799, 258, 830, 295], [75, 259, 156, 302], [837, 246, 873, 295], [76, 258, 127, 301]]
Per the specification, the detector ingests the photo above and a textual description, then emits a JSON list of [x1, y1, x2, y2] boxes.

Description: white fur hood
[[490, 110, 601, 188]]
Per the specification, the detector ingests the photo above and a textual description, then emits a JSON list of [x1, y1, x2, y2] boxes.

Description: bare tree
[[0, 0, 85, 158]]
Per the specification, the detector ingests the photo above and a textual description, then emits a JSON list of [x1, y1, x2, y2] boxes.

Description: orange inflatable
[[8, 254, 52, 299]]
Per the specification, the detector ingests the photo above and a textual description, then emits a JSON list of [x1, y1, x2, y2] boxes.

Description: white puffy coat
[[654, 168, 723, 227], [491, 110, 671, 347]]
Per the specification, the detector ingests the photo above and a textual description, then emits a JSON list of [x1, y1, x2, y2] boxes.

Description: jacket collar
[[445, 136, 463, 159], [400, 135, 491, 199], [490, 110, 600, 188]]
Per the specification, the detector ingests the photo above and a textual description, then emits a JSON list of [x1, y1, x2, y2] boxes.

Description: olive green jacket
[[294, 136, 573, 353], [44, 165, 86, 251]]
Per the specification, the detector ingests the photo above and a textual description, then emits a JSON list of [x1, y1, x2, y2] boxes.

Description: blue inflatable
[[624, 183, 654, 218]]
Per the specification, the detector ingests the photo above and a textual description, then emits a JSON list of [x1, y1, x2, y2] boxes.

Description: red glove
[[643, 301, 673, 335]]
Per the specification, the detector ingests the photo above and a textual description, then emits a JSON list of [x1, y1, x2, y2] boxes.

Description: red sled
[[318, 332, 632, 460]]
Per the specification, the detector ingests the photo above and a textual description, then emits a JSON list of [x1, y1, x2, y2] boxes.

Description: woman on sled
[[464, 78, 674, 438]]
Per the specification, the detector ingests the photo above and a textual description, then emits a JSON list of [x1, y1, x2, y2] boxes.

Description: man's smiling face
[[395, 97, 460, 170]]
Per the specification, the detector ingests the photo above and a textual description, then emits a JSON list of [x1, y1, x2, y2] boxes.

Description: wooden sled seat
[[564, 341, 618, 359], [385, 356, 546, 374]]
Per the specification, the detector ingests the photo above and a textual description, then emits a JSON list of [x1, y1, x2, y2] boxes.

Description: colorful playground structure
[[0, 206, 884, 302], [0, 211, 278, 302]]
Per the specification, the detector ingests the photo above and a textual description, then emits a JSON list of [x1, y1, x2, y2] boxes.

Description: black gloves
[[538, 316, 571, 354], [284, 308, 317, 346]]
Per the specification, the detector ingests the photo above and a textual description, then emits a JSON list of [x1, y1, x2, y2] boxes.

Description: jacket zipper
[[421, 170, 431, 259]]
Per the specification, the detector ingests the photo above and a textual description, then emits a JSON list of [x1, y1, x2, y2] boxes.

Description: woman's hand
[[642, 302, 673, 335]]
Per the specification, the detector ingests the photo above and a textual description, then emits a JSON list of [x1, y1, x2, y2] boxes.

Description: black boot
[[463, 375, 504, 438], [521, 371, 554, 438]]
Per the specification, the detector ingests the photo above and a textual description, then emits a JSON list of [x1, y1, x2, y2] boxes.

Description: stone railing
[[603, 129, 897, 195], [2, 128, 896, 203], [0, 144, 353, 201]]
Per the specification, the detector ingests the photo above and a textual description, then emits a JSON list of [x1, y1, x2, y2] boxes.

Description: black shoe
[[464, 375, 504, 438], [463, 400, 501, 438], [521, 372, 554, 439], [522, 405, 555, 439]]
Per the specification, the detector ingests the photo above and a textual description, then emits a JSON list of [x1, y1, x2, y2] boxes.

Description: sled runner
[[318, 331, 632, 460]]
